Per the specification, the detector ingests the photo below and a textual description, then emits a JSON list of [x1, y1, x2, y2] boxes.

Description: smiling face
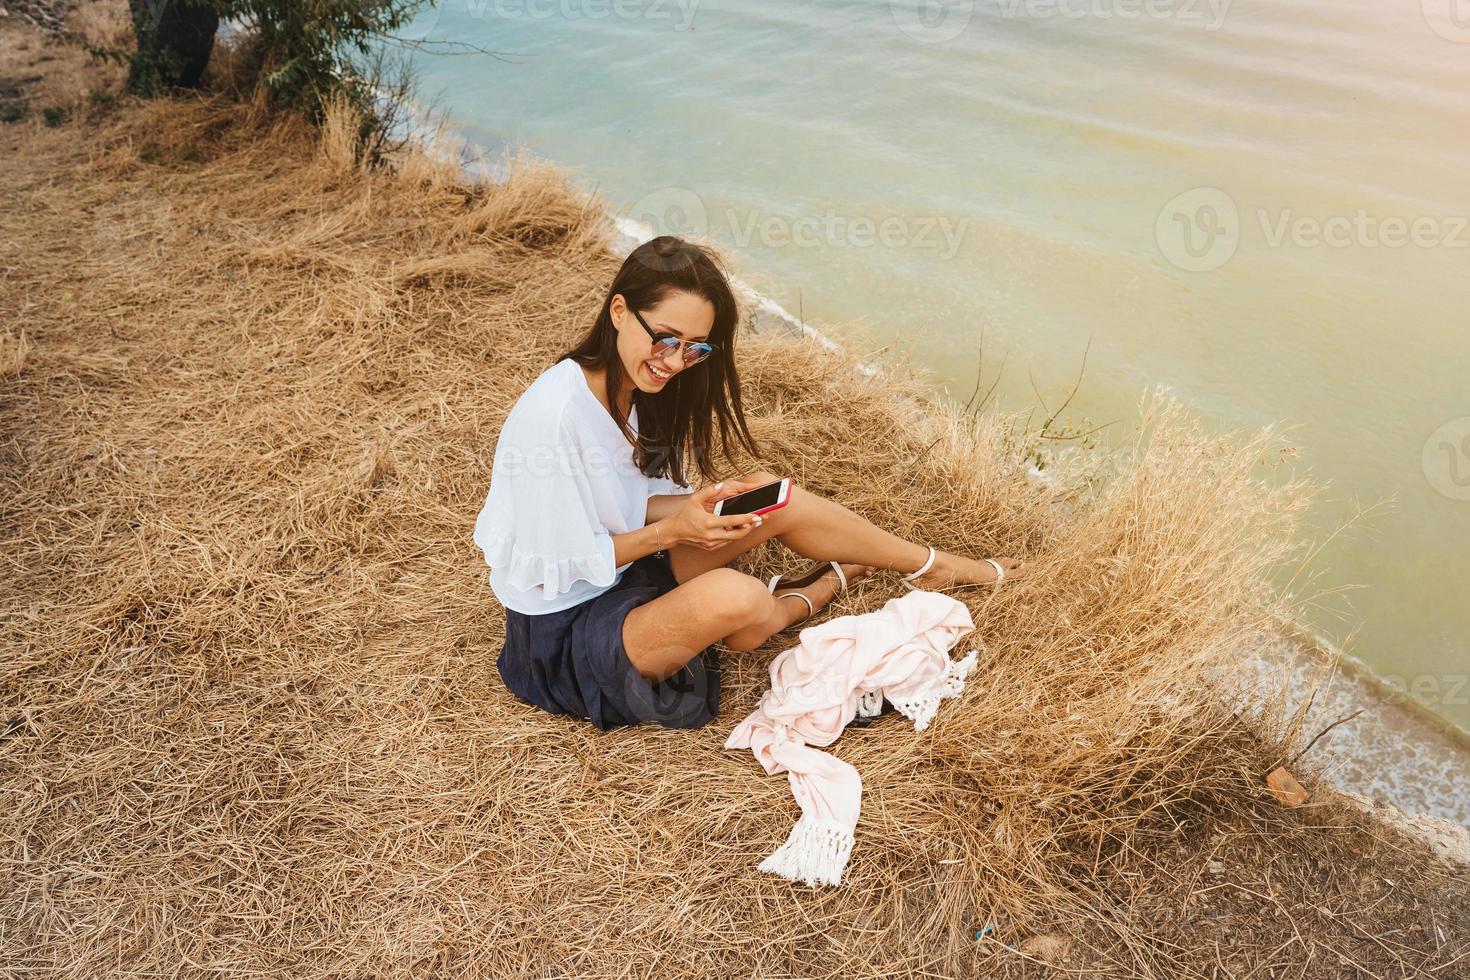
[[610, 288, 717, 396], [560, 234, 759, 487]]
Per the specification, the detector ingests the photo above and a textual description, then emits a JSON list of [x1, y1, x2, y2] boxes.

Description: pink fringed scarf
[[723, 589, 980, 887]]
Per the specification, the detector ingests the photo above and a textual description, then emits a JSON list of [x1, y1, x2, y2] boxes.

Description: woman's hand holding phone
[[668, 480, 767, 551]]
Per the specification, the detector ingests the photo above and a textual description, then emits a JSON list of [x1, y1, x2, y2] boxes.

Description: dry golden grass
[[1, 12, 1466, 978]]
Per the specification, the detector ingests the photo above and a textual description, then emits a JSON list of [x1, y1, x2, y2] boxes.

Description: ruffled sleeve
[[472, 405, 618, 601]]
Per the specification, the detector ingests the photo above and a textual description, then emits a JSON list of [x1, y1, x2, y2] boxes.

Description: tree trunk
[[126, 0, 220, 94]]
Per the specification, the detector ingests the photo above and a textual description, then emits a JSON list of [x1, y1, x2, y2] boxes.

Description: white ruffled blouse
[[473, 357, 691, 615]]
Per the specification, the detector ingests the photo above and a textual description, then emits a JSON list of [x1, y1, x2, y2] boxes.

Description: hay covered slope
[[3, 21, 1467, 978]]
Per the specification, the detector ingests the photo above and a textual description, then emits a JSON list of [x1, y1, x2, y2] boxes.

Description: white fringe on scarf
[[726, 590, 982, 888], [886, 649, 978, 732], [755, 649, 980, 887], [758, 816, 856, 888]]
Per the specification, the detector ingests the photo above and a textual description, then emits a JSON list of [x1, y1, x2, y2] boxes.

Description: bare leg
[[633, 469, 1027, 682], [722, 562, 875, 651], [622, 564, 871, 683], [668, 469, 1027, 590]]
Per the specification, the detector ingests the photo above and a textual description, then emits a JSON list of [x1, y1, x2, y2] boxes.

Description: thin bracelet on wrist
[[654, 520, 663, 554]]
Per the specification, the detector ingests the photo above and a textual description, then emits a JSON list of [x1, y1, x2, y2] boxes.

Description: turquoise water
[[399, 0, 1470, 736]]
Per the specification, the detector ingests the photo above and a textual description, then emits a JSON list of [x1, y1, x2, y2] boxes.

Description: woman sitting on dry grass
[[473, 235, 1026, 730]]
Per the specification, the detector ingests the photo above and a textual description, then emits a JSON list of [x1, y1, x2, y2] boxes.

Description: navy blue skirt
[[495, 550, 721, 732]]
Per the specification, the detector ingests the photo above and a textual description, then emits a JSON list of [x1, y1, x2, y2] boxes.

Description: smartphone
[[713, 478, 793, 517]]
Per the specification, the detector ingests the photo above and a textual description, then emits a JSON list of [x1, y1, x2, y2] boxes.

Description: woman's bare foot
[[774, 563, 876, 623], [905, 551, 1026, 590]]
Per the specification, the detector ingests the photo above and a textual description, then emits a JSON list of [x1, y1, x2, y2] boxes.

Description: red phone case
[[719, 479, 792, 517]]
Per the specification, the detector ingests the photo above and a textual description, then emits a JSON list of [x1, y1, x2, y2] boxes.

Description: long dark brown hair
[[557, 236, 759, 487]]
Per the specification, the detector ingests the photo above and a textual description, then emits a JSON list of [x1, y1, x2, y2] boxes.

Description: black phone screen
[[717, 480, 784, 515]]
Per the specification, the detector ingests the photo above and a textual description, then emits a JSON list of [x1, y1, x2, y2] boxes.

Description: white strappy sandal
[[768, 560, 850, 627], [898, 546, 1008, 591]]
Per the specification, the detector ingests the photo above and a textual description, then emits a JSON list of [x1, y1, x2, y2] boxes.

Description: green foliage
[[119, 0, 221, 96], [221, 0, 433, 121], [83, 2, 218, 96], [87, 1, 435, 153]]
